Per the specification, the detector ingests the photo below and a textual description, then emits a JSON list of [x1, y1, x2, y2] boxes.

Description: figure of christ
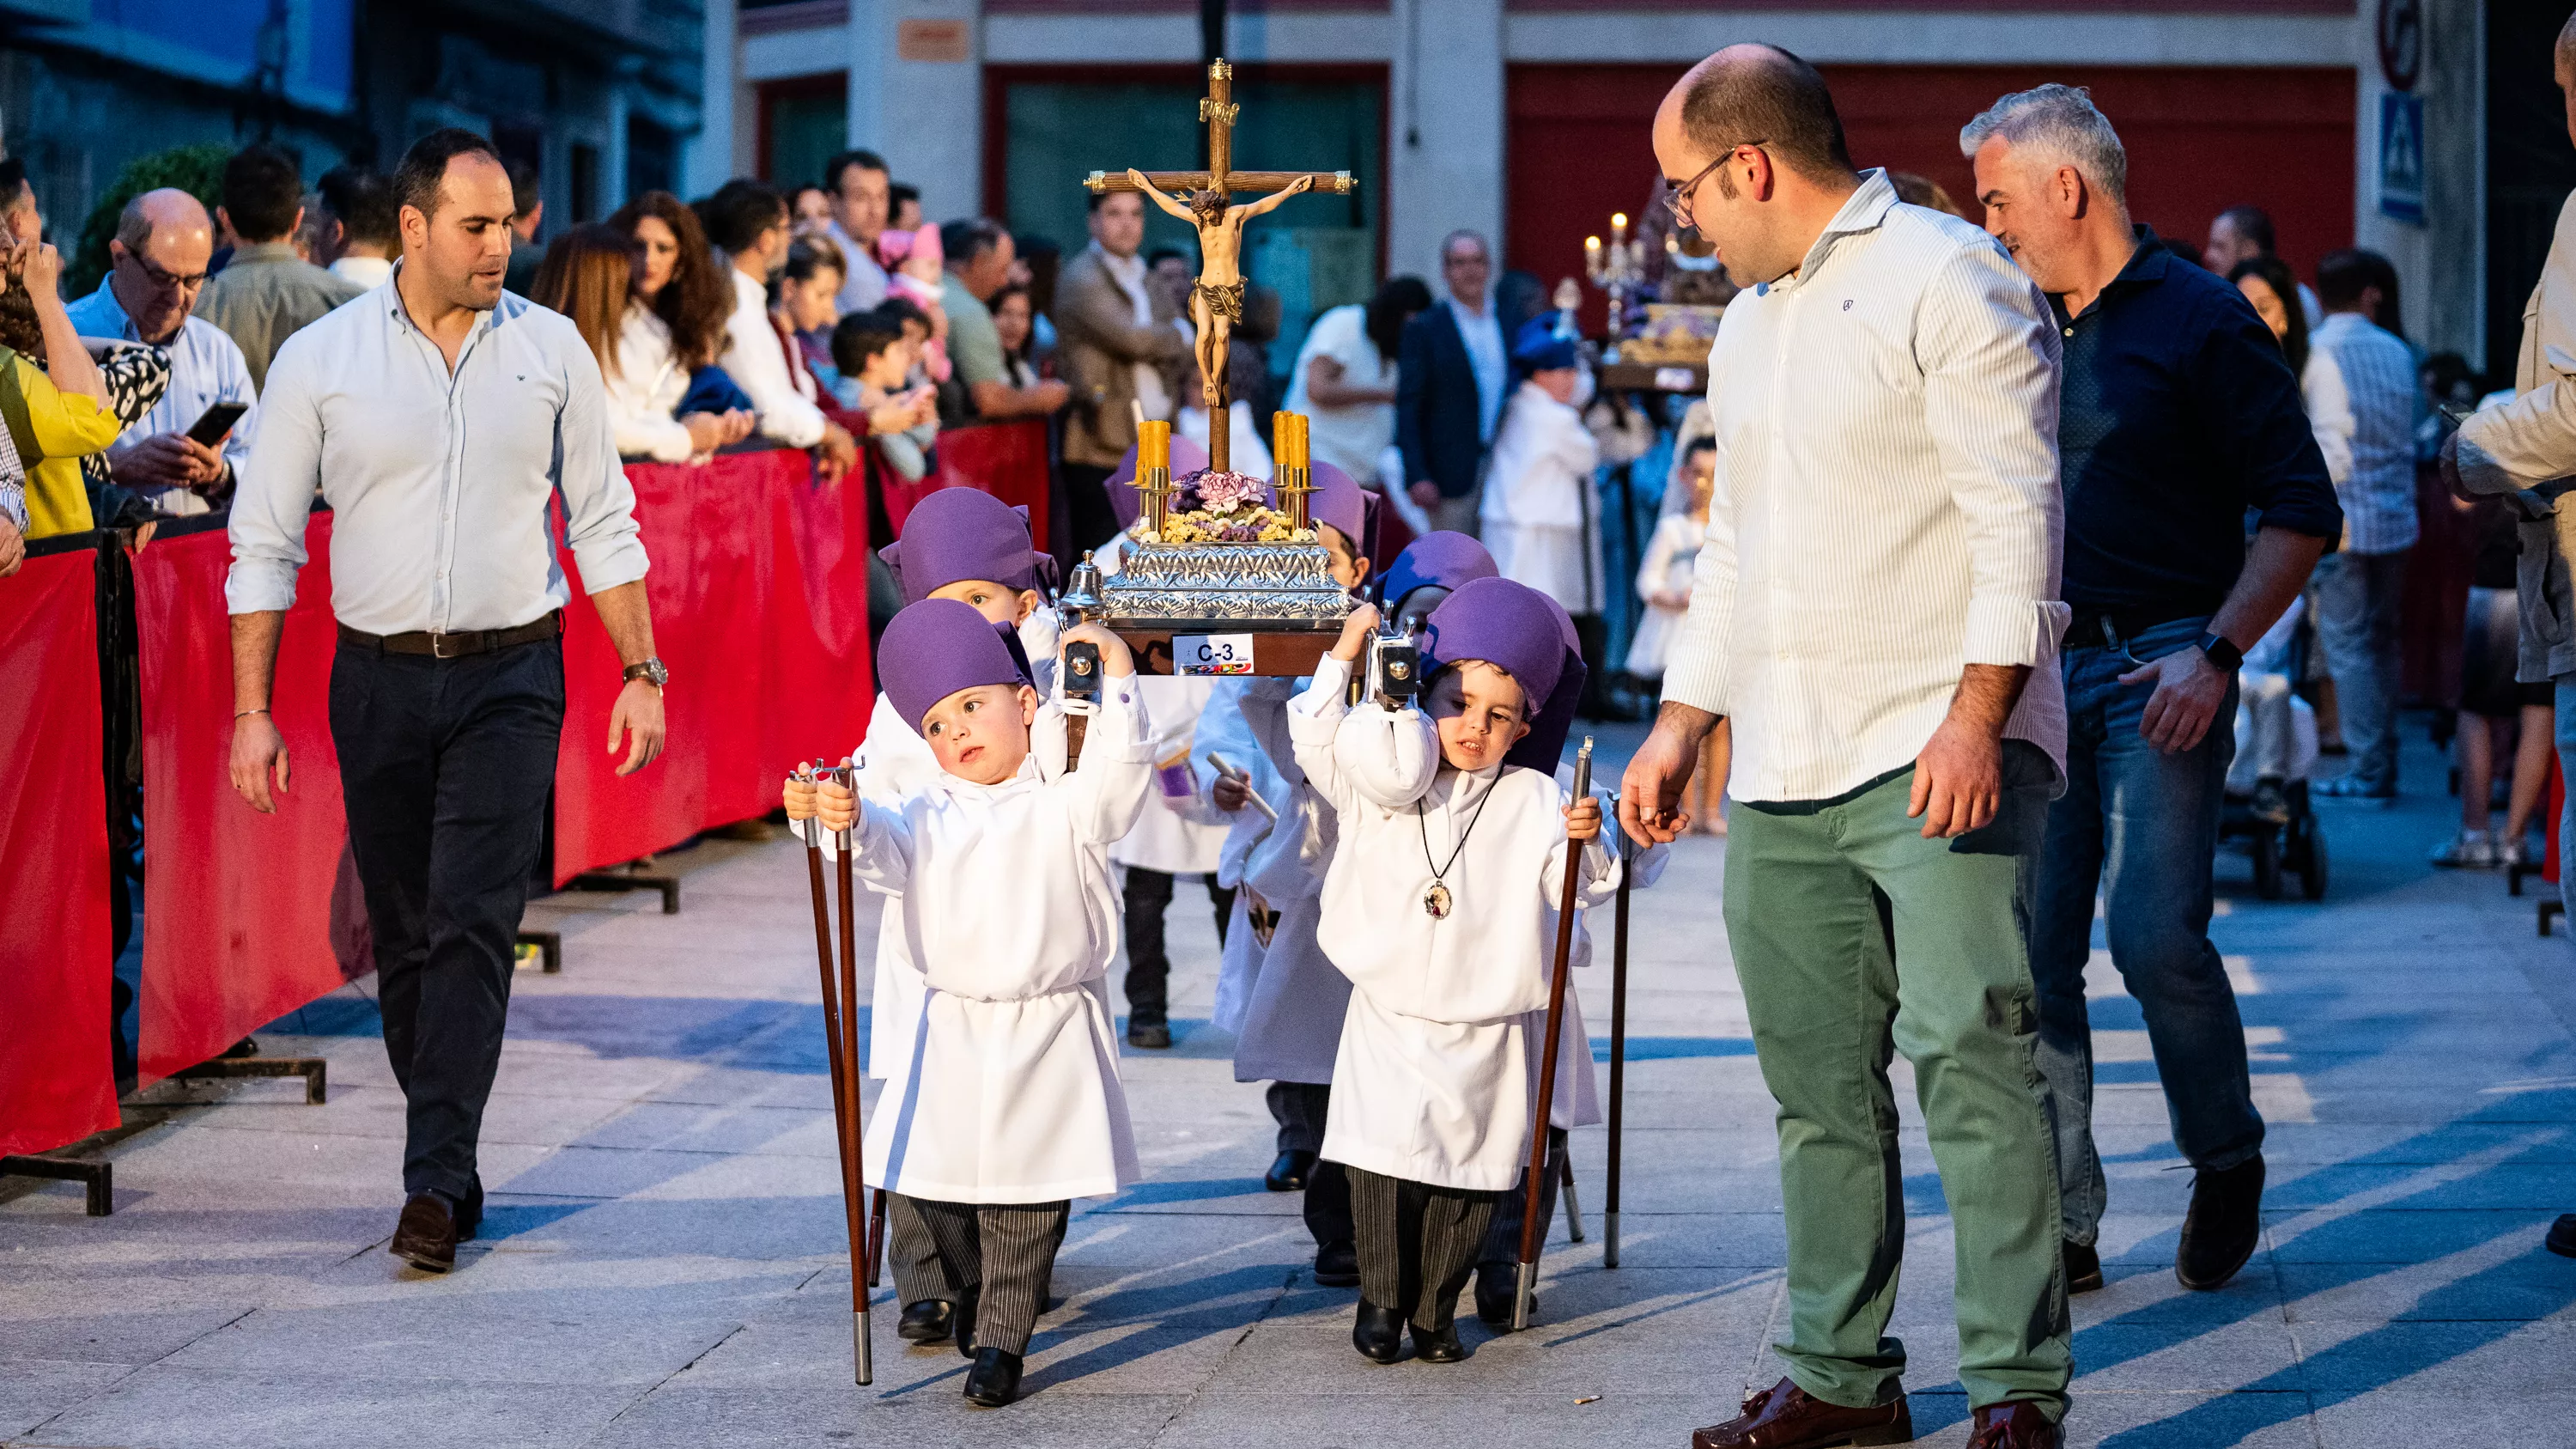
[[1129, 168, 1314, 427]]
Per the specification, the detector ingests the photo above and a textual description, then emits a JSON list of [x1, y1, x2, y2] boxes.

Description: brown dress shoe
[[1691, 1378, 1916, 1448], [389, 1190, 459, 1273], [1966, 1402, 2059, 1448]]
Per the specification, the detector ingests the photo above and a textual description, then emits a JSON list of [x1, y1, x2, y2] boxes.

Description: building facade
[[706, 0, 2524, 377], [0, 0, 704, 254]]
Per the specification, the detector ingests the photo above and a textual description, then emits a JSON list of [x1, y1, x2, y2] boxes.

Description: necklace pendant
[[1424, 882, 1451, 919]]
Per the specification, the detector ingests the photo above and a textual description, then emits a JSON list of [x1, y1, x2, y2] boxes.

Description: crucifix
[[1086, 59, 1354, 477]]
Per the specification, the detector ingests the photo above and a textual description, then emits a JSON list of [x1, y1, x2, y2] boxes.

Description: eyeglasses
[[1662, 142, 1765, 226], [124, 250, 209, 293]]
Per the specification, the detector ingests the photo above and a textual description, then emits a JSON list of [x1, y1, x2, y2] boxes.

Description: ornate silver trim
[[1103, 542, 1352, 626]]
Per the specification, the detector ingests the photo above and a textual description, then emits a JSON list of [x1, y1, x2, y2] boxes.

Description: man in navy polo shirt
[[1964, 86, 2341, 1298]]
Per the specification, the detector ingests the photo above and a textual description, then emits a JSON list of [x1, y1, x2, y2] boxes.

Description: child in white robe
[[1291, 576, 1618, 1364], [847, 484, 1061, 1345], [801, 598, 1152, 1408]]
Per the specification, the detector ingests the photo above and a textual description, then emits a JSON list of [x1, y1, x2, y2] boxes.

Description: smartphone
[[185, 400, 248, 447]]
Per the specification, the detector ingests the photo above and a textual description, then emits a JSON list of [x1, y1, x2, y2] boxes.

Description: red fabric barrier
[[551, 450, 874, 884], [0, 547, 118, 1154], [921, 418, 1053, 550], [131, 518, 353, 1087]]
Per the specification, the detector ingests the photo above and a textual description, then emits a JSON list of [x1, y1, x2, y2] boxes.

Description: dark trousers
[[330, 638, 563, 1200], [1346, 1165, 1498, 1333], [1477, 1125, 1568, 1277], [914, 1199, 1072, 1355], [884, 1191, 950, 1307], [1121, 867, 1233, 1025], [1064, 462, 1121, 559], [1267, 1081, 1354, 1250]]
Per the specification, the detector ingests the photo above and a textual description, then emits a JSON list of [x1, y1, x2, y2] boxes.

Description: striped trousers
[[1346, 1166, 1498, 1333], [912, 1198, 1072, 1355], [883, 1192, 949, 1307]]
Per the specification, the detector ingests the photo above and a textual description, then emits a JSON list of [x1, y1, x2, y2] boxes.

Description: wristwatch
[[623, 657, 670, 689], [2195, 631, 2243, 674]]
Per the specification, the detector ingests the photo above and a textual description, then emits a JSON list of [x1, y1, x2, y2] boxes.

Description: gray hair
[[1959, 83, 2127, 206]]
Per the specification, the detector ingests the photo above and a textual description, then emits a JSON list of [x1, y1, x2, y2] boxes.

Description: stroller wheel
[[2251, 827, 2284, 900], [2299, 819, 2330, 901]]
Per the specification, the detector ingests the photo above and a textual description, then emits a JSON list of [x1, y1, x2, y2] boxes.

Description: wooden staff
[[1515, 736, 1593, 1331], [829, 764, 873, 1384], [1605, 798, 1632, 1269], [868, 1189, 889, 1288]]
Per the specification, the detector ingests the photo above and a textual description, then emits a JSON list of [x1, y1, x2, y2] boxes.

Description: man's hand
[[1564, 795, 1602, 842], [1331, 602, 1382, 662], [2438, 431, 2476, 504], [1408, 480, 1441, 510], [813, 420, 859, 484], [606, 677, 666, 776], [1619, 701, 1716, 845], [112, 432, 226, 490], [0, 514, 22, 578], [2118, 645, 2229, 753], [229, 712, 291, 813], [1908, 716, 2001, 838]]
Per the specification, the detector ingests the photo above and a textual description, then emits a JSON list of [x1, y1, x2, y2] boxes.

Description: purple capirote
[[878, 486, 1042, 606], [1107, 436, 1213, 530], [1309, 461, 1378, 578], [1379, 532, 1498, 618], [1421, 576, 1566, 717], [1503, 589, 1589, 775], [878, 599, 1034, 734]]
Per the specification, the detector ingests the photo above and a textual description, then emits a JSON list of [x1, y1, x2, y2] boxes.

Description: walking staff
[[1513, 737, 1591, 1330], [786, 765, 874, 1383], [1605, 796, 1631, 1269], [225, 129, 665, 1275]]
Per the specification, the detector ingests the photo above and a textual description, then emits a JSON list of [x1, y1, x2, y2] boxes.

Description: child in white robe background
[[846, 484, 1061, 1346], [799, 598, 1152, 1409], [1479, 320, 1605, 623], [1291, 577, 1618, 1365]]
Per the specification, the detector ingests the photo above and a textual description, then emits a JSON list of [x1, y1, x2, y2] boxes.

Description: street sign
[[2379, 92, 2425, 223]]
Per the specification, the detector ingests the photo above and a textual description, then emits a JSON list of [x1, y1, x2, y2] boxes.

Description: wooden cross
[[1084, 59, 1354, 476]]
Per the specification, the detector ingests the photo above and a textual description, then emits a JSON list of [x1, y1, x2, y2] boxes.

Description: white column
[[686, 0, 739, 196], [1388, 0, 1504, 278], [846, 0, 983, 222], [605, 76, 632, 216], [2352, 0, 2482, 360]]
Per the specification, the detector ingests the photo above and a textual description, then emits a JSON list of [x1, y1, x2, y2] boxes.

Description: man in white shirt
[[703, 179, 855, 480], [1619, 47, 2071, 1449], [225, 129, 666, 1276], [313, 165, 398, 290], [822, 149, 893, 314]]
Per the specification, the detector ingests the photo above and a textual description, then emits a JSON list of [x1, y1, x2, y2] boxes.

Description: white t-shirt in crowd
[[1285, 302, 1396, 485]]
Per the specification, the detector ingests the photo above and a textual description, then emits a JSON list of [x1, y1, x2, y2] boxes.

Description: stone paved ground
[[5, 725, 2574, 1447]]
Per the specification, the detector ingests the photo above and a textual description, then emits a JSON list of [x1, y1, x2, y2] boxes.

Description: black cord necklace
[[1416, 770, 1497, 919]]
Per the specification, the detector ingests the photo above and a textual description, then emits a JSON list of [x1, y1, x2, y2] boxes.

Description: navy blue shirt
[[2052, 231, 2342, 616]]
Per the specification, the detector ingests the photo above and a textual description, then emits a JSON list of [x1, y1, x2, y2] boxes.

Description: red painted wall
[[1506, 64, 2355, 317]]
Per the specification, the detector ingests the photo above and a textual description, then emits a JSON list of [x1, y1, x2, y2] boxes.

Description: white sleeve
[[1327, 683, 1440, 811], [720, 295, 827, 449], [1056, 680, 1157, 843], [2303, 350, 2356, 489], [1286, 656, 1361, 808]]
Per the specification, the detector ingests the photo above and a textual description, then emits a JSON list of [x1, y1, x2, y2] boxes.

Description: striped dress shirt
[[1663, 170, 2069, 804], [2308, 312, 2420, 556]]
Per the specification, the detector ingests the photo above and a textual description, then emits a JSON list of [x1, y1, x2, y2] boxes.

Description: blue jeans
[[2031, 617, 2264, 1245], [2312, 549, 2410, 791]]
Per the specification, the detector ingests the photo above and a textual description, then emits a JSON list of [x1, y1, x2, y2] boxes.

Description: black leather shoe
[[1312, 1239, 1359, 1288], [953, 1287, 981, 1360], [1473, 1271, 1528, 1328], [2176, 1154, 2265, 1291], [897, 1299, 955, 1342], [1352, 1299, 1406, 1362], [1127, 1019, 1171, 1050], [2064, 1239, 2104, 1294], [1266, 1148, 1315, 1192], [455, 1175, 483, 1240], [963, 1346, 1024, 1407], [2548, 1214, 2576, 1258], [1410, 1319, 1467, 1363], [389, 1190, 458, 1273], [1967, 1401, 2061, 1448], [1692, 1379, 1915, 1449]]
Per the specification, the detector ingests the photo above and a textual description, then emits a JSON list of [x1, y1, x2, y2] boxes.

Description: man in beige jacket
[[1056, 189, 1188, 552], [2445, 15, 2576, 1268]]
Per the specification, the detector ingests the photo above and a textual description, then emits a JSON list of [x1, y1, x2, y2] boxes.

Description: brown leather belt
[[337, 611, 563, 659]]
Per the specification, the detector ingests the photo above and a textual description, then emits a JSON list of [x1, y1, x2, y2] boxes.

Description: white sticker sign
[[1174, 633, 1256, 676]]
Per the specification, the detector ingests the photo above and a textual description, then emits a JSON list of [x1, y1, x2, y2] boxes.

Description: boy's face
[[1425, 661, 1531, 772], [1318, 523, 1370, 593], [860, 341, 910, 390], [1687, 449, 1716, 504], [928, 578, 1041, 627], [920, 682, 1041, 784]]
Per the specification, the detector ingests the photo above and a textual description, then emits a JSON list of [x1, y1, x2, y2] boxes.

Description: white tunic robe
[[1109, 676, 1230, 874], [849, 688, 1154, 1204], [848, 612, 1062, 1082], [1193, 681, 1285, 1033], [1479, 380, 1604, 616], [1291, 658, 1616, 1191]]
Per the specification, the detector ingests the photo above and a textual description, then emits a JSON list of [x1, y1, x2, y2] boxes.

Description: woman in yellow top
[[0, 239, 117, 542]]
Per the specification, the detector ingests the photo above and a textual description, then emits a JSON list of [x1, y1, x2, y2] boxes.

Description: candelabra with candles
[[1134, 417, 1178, 539], [1272, 411, 1314, 531], [1583, 212, 1650, 362]]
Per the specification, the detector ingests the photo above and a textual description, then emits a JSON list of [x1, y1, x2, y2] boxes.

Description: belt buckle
[[430, 631, 464, 660]]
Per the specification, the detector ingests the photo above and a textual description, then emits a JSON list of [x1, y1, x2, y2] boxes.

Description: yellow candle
[[1139, 418, 1170, 472]]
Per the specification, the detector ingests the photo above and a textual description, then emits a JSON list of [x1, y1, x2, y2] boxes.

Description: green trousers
[[1724, 746, 2070, 1421]]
